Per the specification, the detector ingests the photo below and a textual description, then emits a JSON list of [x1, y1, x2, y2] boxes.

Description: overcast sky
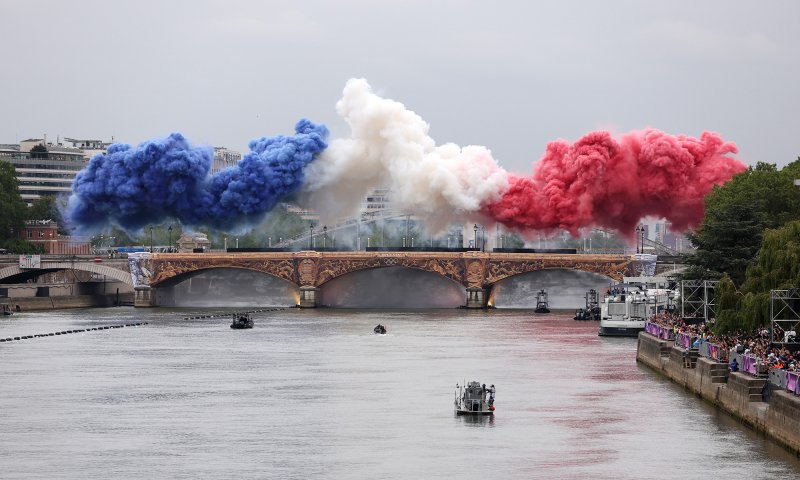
[[2, 0, 798, 174]]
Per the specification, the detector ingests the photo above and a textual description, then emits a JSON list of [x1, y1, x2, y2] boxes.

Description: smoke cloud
[[301, 79, 745, 236], [66, 78, 745, 239], [300, 78, 509, 231], [67, 120, 327, 231], [484, 129, 746, 237]]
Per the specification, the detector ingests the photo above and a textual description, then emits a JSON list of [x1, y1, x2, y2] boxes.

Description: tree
[[30, 144, 48, 159], [714, 221, 800, 333], [0, 160, 28, 245], [26, 195, 69, 234], [682, 159, 800, 285]]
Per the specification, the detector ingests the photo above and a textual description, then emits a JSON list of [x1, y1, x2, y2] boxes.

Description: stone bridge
[[0, 256, 133, 286], [129, 251, 654, 308]]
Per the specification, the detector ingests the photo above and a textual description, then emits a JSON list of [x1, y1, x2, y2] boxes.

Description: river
[[1, 307, 799, 479]]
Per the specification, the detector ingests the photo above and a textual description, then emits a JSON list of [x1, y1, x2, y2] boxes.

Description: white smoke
[[301, 78, 510, 232]]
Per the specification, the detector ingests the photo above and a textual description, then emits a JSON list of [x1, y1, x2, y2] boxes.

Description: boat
[[230, 313, 253, 329], [585, 289, 601, 320], [573, 307, 588, 320], [454, 381, 495, 415], [1, 303, 12, 316], [534, 289, 550, 313], [598, 277, 675, 337], [374, 324, 387, 334]]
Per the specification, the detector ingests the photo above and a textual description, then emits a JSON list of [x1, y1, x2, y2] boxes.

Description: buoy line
[[182, 308, 286, 320], [0, 322, 149, 343]]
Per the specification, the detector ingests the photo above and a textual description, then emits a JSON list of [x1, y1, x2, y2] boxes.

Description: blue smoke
[[67, 119, 328, 231]]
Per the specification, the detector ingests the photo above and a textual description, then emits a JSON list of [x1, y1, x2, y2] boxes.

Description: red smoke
[[482, 129, 746, 238]]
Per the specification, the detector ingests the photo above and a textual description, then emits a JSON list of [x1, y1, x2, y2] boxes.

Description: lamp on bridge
[[473, 224, 478, 250], [149, 226, 153, 253], [323, 225, 327, 248], [635, 225, 643, 254], [167, 226, 172, 252], [309, 224, 314, 249]]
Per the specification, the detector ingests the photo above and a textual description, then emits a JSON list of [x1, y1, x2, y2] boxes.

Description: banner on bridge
[[19, 254, 41, 269]]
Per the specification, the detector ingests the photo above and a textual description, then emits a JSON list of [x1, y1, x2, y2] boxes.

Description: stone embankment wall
[[5, 293, 134, 312], [637, 332, 800, 455]]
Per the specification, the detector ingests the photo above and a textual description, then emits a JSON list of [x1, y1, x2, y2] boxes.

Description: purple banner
[[706, 343, 727, 362], [644, 322, 671, 340], [742, 355, 758, 376], [788, 372, 800, 395], [677, 332, 693, 349]]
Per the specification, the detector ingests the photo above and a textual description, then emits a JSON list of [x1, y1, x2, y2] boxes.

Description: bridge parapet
[[128, 251, 652, 290]]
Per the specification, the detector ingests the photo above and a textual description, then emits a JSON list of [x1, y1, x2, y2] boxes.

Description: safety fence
[[645, 322, 672, 340], [644, 326, 800, 398], [676, 332, 694, 349]]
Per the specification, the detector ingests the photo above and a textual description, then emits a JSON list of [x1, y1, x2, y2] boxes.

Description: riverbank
[[3, 293, 134, 312], [637, 332, 800, 455]]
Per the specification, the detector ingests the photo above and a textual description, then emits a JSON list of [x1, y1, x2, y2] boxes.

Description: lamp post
[[149, 227, 153, 253], [640, 225, 645, 254], [473, 224, 478, 250], [635, 225, 643, 253], [268, 237, 272, 247], [323, 225, 327, 248], [167, 226, 172, 252], [235, 237, 239, 248], [310, 224, 314, 249]]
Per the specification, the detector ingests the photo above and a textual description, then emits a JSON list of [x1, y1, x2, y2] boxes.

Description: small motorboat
[[534, 289, 550, 313], [1, 303, 12, 316], [373, 324, 387, 334], [230, 313, 254, 329], [454, 381, 495, 415], [573, 308, 587, 320]]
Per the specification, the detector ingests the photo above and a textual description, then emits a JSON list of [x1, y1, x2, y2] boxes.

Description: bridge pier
[[465, 287, 487, 309], [134, 286, 156, 307], [298, 286, 318, 308]]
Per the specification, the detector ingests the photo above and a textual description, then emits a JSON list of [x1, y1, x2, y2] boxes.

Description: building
[[1, 141, 89, 202], [19, 220, 91, 254], [211, 147, 242, 175]]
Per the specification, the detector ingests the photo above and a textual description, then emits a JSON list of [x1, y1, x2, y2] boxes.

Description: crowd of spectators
[[647, 312, 799, 373]]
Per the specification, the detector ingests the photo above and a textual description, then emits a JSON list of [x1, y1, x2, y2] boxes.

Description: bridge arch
[[153, 266, 299, 307], [488, 268, 614, 309], [153, 265, 296, 288], [317, 265, 467, 308], [0, 262, 133, 287]]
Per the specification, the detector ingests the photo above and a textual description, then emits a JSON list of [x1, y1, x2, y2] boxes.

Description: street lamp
[[473, 224, 478, 249], [268, 236, 272, 247], [323, 225, 327, 248], [309, 224, 314, 249], [640, 225, 646, 254], [167, 226, 172, 252], [635, 225, 643, 254], [149, 227, 153, 253]]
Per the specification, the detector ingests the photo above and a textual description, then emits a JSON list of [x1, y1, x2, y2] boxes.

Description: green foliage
[[30, 144, 48, 159], [1, 237, 45, 254], [26, 196, 69, 234], [683, 159, 800, 285], [714, 221, 800, 333], [0, 160, 27, 244]]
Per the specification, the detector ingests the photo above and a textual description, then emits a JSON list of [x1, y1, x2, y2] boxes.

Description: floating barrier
[[0, 322, 149, 343], [182, 308, 285, 320]]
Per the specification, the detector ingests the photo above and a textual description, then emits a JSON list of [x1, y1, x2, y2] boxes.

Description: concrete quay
[[637, 332, 800, 455]]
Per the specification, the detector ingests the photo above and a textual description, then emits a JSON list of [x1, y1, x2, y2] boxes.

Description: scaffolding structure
[[681, 280, 718, 321], [770, 289, 800, 345]]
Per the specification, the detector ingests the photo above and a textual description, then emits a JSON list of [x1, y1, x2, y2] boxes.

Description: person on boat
[[488, 384, 496, 406]]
